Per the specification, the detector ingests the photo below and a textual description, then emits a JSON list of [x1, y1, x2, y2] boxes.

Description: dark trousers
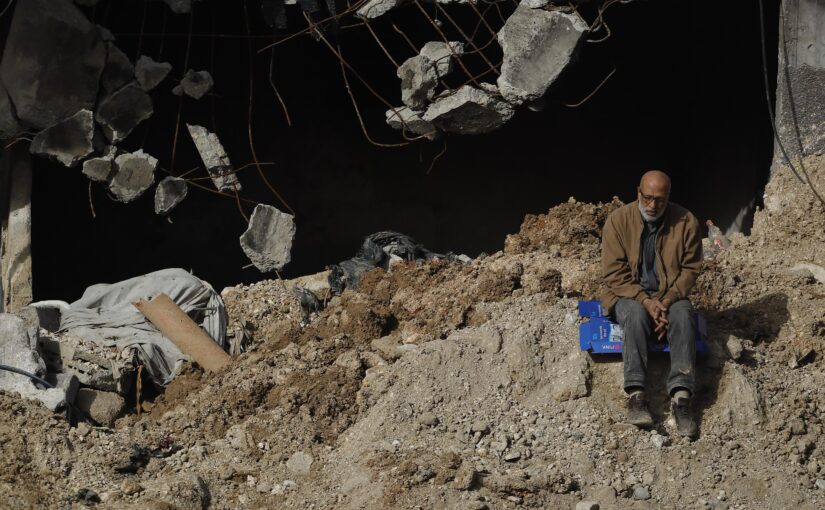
[[614, 298, 696, 396]]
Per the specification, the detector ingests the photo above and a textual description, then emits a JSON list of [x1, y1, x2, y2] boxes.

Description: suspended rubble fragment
[[154, 177, 189, 215], [173, 70, 214, 100], [420, 41, 465, 77], [423, 85, 514, 135], [186, 124, 242, 192], [95, 82, 154, 143], [496, 4, 588, 104], [100, 42, 135, 95], [29, 109, 95, 168], [398, 55, 439, 110], [135, 56, 173, 92], [109, 149, 158, 203], [82, 146, 118, 182], [385, 107, 438, 140], [239, 204, 296, 273]]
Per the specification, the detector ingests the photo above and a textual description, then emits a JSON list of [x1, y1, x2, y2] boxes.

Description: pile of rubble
[[0, 161, 823, 509]]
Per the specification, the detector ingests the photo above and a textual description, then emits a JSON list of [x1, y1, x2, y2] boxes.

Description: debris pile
[[1, 162, 823, 508]]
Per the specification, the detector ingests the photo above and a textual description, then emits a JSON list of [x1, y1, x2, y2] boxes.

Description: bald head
[[637, 170, 671, 221]]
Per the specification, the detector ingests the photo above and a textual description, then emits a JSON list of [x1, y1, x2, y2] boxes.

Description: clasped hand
[[643, 298, 671, 341]]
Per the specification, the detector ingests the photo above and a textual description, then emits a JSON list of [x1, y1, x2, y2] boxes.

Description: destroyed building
[[1, 0, 825, 508]]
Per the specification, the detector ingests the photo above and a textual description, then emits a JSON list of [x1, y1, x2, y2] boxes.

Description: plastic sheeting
[[58, 268, 227, 387]]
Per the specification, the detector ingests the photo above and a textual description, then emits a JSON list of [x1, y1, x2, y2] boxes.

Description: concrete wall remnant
[[29, 109, 95, 168], [496, 5, 588, 104], [0, 0, 106, 130]]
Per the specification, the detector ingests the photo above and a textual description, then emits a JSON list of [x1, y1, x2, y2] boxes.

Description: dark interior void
[[28, 0, 779, 301]]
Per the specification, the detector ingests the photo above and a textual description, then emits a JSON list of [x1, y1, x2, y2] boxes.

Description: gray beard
[[639, 200, 666, 222]]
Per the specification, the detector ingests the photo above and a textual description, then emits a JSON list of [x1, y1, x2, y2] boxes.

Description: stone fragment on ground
[[239, 204, 296, 272], [286, 451, 313, 475], [496, 4, 588, 104], [0, 0, 105, 129], [186, 124, 241, 192], [96, 82, 154, 143], [398, 55, 439, 110], [154, 176, 189, 215], [75, 388, 125, 426], [100, 42, 135, 95], [420, 41, 464, 77], [173, 69, 214, 99], [385, 106, 438, 139], [423, 85, 514, 134], [29, 109, 95, 167], [135, 55, 173, 91], [109, 149, 157, 203]]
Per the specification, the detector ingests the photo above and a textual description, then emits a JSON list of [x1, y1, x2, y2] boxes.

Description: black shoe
[[627, 392, 654, 428], [671, 396, 698, 438]]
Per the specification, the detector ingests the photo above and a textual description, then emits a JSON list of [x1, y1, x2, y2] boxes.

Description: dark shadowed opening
[[27, 0, 779, 300]]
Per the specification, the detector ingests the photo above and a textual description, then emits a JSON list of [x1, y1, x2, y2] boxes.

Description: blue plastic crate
[[579, 314, 709, 354]]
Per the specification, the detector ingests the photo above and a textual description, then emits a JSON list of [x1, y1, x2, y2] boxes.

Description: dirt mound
[[2, 165, 825, 509]]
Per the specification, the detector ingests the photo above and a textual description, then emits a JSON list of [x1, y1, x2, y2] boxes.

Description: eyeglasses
[[638, 190, 668, 206]]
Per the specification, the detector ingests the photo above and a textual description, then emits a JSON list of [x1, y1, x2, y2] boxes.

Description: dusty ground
[[1, 159, 825, 509]]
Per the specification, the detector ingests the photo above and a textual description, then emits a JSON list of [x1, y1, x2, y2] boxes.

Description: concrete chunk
[[356, 0, 404, 18], [96, 82, 154, 143], [420, 41, 464, 77], [75, 388, 125, 426], [186, 124, 241, 192], [135, 55, 173, 91], [497, 5, 588, 104], [29, 109, 95, 167], [154, 176, 189, 215], [82, 146, 118, 182], [239, 204, 296, 272], [423, 85, 514, 135], [109, 149, 157, 203], [286, 451, 313, 475], [101, 42, 135, 95], [385, 107, 438, 140], [0, 0, 106, 129], [398, 55, 438, 110], [172, 69, 214, 100]]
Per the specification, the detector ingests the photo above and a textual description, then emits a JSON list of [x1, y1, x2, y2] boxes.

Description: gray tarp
[[58, 268, 227, 386]]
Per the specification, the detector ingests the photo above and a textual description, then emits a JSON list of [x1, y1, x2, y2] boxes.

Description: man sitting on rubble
[[600, 170, 703, 437]]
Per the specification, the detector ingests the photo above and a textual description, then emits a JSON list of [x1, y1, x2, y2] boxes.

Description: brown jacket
[[600, 201, 702, 314]]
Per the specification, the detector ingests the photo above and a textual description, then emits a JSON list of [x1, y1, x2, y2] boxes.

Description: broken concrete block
[[423, 85, 514, 135], [496, 5, 588, 104], [96, 82, 154, 143], [398, 55, 439, 110], [0, 0, 106, 129], [420, 41, 464, 77], [172, 69, 214, 100], [39, 373, 80, 411], [135, 55, 173, 91], [29, 109, 95, 167], [101, 42, 135, 95], [82, 158, 113, 182], [385, 107, 439, 140], [356, 0, 404, 18], [186, 124, 241, 192], [154, 176, 189, 215], [286, 451, 313, 475], [0, 82, 22, 139], [109, 149, 157, 203], [0, 313, 69, 410], [75, 388, 125, 426], [239, 204, 296, 272]]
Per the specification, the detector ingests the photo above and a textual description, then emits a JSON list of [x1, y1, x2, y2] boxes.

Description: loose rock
[[398, 55, 438, 110], [173, 69, 214, 99], [95, 82, 154, 143], [423, 85, 514, 135], [186, 124, 241, 192], [75, 388, 125, 426], [286, 451, 313, 475], [239, 204, 296, 272], [154, 176, 189, 215], [109, 149, 158, 203], [135, 55, 173, 91]]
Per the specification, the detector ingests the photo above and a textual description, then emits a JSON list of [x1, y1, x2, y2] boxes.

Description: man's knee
[[615, 299, 649, 328], [668, 300, 694, 327]]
